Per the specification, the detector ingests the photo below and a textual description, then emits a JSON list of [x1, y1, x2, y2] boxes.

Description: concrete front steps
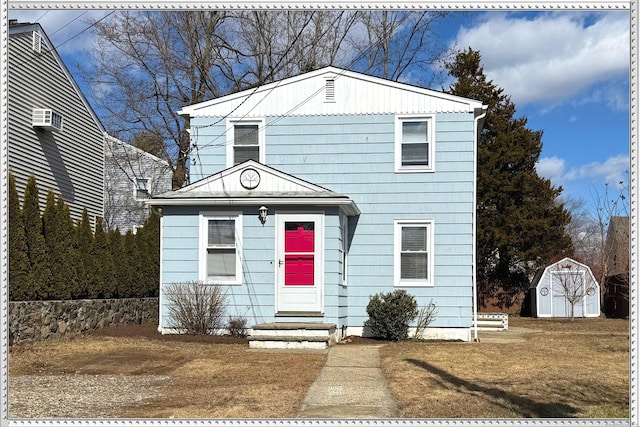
[[249, 322, 338, 349]]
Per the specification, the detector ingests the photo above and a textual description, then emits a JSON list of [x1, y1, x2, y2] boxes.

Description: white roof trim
[[178, 66, 484, 118], [147, 160, 360, 216]]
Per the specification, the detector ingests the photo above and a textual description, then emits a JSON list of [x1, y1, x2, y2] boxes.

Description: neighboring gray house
[[104, 135, 173, 232], [8, 20, 104, 224]]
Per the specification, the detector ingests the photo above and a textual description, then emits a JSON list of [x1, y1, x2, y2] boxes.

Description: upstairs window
[[134, 178, 150, 200], [395, 116, 435, 172], [227, 119, 265, 167]]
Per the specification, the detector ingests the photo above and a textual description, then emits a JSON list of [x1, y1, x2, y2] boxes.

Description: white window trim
[[133, 177, 151, 200], [341, 214, 349, 287], [394, 115, 435, 173], [226, 118, 266, 168], [394, 219, 434, 287], [199, 211, 243, 285]]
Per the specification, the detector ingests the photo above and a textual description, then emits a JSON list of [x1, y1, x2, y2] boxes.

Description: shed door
[[551, 272, 585, 318], [276, 213, 323, 314]]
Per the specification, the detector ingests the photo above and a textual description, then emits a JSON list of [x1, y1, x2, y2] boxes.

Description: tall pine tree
[[8, 171, 32, 301], [75, 208, 95, 298], [94, 217, 117, 298], [43, 191, 80, 299], [445, 49, 572, 308], [22, 174, 51, 300]]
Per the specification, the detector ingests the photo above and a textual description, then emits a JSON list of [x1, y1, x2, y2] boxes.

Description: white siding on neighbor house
[[104, 136, 173, 232], [8, 25, 104, 224]]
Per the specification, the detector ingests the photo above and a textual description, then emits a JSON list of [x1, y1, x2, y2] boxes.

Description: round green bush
[[364, 290, 418, 341]]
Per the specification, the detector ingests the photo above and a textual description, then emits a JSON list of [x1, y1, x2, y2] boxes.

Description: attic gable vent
[[325, 78, 335, 103], [32, 108, 64, 132], [32, 31, 43, 53]]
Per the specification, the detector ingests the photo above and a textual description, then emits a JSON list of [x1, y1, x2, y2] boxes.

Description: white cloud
[[540, 154, 629, 186], [452, 12, 629, 108], [564, 154, 629, 184], [536, 156, 565, 182]]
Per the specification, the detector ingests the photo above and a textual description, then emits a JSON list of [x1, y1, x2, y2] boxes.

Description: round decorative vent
[[240, 168, 260, 189]]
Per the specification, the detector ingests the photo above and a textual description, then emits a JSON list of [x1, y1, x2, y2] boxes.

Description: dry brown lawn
[[9, 328, 327, 418], [9, 317, 630, 419], [380, 317, 629, 418]]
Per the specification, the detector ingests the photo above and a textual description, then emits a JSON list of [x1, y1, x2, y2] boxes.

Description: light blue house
[[148, 67, 487, 345]]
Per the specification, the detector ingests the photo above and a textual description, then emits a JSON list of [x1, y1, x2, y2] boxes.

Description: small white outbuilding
[[529, 257, 600, 318]]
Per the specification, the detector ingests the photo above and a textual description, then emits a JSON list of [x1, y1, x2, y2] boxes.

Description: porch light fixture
[[258, 206, 268, 225]]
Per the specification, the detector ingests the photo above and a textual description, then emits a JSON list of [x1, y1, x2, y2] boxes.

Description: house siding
[[183, 112, 474, 330], [159, 205, 345, 329], [104, 137, 173, 232], [8, 26, 104, 224]]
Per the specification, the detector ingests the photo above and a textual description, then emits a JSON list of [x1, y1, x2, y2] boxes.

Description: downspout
[[472, 106, 488, 342]]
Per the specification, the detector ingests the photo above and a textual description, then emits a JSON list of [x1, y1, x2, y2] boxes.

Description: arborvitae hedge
[[9, 173, 160, 301]]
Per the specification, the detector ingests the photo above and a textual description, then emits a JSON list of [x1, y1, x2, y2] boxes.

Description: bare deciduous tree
[[82, 11, 451, 189], [551, 261, 598, 321]]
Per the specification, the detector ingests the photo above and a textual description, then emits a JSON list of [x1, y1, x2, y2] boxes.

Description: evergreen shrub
[[8, 173, 160, 301], [365, 289, 418, 341]]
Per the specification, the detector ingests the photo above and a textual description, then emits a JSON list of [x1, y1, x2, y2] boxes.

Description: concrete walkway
[[297, 345, 399, 418]]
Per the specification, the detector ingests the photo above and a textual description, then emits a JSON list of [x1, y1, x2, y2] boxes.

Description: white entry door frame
[[275, 212, 324, 314]]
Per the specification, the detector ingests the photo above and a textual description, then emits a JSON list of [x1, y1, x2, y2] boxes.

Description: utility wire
[[191, 11, 416, 157]]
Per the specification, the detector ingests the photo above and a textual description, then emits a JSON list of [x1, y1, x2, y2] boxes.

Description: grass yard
[[9, 317, 629, 419], [380, 317, 629, 418], [9, 326, 327, 418]]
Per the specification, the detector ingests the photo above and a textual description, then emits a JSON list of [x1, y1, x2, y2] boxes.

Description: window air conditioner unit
[[32, 108, 63, 132]]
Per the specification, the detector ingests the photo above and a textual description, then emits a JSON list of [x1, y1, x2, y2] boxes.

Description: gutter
[[472, 106, 488, 342]]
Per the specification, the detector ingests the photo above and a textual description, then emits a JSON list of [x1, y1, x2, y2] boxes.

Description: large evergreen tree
[[136, 212, 160, 297], [22, 174, 51, 300], [445, 49, 572, 307], [75, 208, 96, 298], [8, 171, 32, 301], [94, 217, 117, 298], [43, 191, 80, 299]]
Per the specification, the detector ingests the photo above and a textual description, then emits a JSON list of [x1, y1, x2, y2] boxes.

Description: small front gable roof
[[178, 66, 486, 118], [147, 160, 360, 215]]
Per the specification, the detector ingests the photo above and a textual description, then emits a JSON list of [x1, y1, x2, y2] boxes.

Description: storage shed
[[529, 257, 600, 318]]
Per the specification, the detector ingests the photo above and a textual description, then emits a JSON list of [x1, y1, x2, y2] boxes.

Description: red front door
[[284, 222, 315, 286], [276, 213, 323, 314]]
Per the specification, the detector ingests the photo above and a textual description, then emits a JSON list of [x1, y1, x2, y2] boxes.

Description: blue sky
[[8, 9, 630, 213]]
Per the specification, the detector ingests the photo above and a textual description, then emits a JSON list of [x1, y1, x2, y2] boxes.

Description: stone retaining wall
[[8, 298, 159, 345]]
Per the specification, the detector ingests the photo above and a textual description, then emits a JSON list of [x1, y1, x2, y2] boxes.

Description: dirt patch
[[9, 324, 327, 419]]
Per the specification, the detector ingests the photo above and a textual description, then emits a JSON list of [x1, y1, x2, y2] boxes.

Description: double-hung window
[[134, 178, 150, 200], [227, 119, 265, 167], [200, 213, 242, 285], [394, 220, 434, 286], [395, 116, 435, 172]]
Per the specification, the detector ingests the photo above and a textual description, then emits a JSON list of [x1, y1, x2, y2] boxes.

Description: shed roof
[[529, 257, 598, 289]]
